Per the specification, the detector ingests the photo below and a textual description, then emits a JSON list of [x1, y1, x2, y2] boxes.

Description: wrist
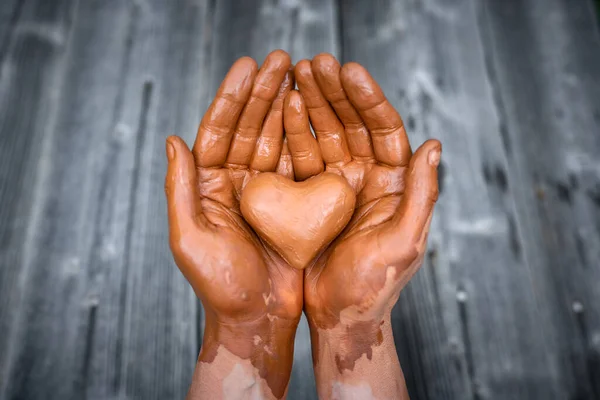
[[308, 313, 409, 400], [308, 312, 391, 371], [193, 314, 299, 400]]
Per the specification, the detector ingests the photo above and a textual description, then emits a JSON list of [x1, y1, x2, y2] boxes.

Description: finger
[[283, 90, 324, 181], [386, 140, 441, 246], [340, 62, 412, 167], [226, 50, 292, 167], [275, 138, 294, 180], [249, 69, 294, 172], [165, 136, 205, 229], [295, 59, 351, 167], [193, 57, 258, 167], [311, 54, 374, 161]]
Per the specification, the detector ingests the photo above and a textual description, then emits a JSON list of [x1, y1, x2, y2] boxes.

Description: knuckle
[[219, 91, 247, 105], [397, 242, 422, 266], [315, 128, 343, 140], [169, 233, 193, 259], [429, 185, 439, 203], [251, 82, 278, 102], [164, 174, 175, 198], [325, 88, 346, 102], [233, 126, 260, 139], [370, 123, 404, 138], [292, 148, 313, 160]]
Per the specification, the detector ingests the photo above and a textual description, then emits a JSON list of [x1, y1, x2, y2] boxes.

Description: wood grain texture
[[0, 0, 24, 65], [81, 1, 211, 399], [478, 0, 600, 398], [0, 0, 599, 399], [0, 0, 78, 398]]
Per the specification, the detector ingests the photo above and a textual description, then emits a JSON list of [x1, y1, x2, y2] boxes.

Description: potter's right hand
[[165, 50, 301, 400]]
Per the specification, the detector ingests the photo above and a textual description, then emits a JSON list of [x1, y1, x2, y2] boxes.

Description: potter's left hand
[[165, 50, 301, 400], [288, 54, 441, 400]]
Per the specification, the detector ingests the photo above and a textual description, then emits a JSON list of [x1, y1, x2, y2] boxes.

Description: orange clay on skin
[[166, 50, 303, 400], [293, 54, 440, 399], [167, 49, 441, 399]]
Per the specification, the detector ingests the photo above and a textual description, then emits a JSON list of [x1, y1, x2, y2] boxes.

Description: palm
[[165, 52, 302, 326], [306, 162, 409, 323], [199, 167, 302, 322]]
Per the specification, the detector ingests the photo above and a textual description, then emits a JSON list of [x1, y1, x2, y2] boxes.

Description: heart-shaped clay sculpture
[[240, 172, 356, 270]]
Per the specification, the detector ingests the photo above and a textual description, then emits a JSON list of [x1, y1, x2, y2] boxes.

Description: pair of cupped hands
[[165, 50, 440, 399]]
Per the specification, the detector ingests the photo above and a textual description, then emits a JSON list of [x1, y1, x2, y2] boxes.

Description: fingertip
[[340, 62, 386, 109], [427, 140, 442, 167], [264, 49, 292, 70], [340, 62, 365, 84], [280, 70, 295, 92], [221, 56, 258, 93], [294, 59, 313, 80], [235, 56, 259, 72], [295, 60, 332, 111], [408, 140, 441, 204], [312, 53, 340, 76], [270, 70, 295, 111], [420, 138, 442, 151], [284, 89, 304, 112], [283, 91, 309, 135], [167, 135, 191, 159], [414, 139, 442, 168], [166, 136, 177, 161], [167, 134, 184, 146]]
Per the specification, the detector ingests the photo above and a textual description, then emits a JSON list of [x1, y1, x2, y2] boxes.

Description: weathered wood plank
[[83, 1, 212, 399], [478, 0, 600, 398], [0, 1, 210, 398], [69, 2, 146, 396], [0, 0, 78, 398], [207, 1, 339, 398], [0, 0, 24, 63], [340, 0, 574, 398]]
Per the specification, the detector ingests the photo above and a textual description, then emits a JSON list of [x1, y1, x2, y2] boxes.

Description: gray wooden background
[[1, 0, 599, 399]]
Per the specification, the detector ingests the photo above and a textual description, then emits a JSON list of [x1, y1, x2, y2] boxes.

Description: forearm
[[310, 314, 409, 400], [187, 315, 299, 400]]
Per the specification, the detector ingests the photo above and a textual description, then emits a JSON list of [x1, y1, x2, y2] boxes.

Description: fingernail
[[428, 148, 441, 167], [166, 140, 175, 161]]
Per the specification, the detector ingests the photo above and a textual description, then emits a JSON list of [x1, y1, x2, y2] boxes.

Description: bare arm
[[187, 317, 298, 400], [310, 315, 409, 400]]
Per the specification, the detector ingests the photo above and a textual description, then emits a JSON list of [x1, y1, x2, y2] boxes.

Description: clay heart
[[240, 172, 356, 270]]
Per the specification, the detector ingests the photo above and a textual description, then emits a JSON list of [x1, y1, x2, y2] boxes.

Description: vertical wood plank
[[89, 1, 212, 399], [478, 0, 600, 398], [0, 0, 24, 63], [0, 0, 79, 398]]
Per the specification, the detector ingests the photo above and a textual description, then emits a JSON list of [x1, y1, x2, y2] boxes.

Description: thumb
[[387, 139, 441, 248], [164, 136, 202, 228]]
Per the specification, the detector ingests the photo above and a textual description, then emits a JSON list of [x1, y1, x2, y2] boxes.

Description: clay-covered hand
[[289, 55, 441, 399], [164, 50, 301, 400]]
